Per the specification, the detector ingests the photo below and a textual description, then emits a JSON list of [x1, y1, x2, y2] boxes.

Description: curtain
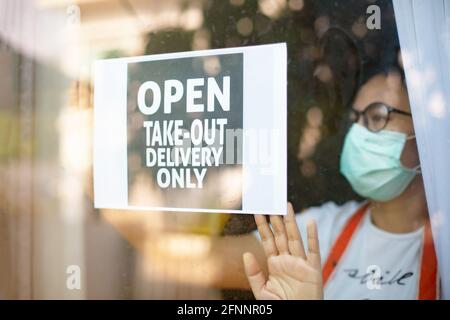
[[393, 0, 450, 299]]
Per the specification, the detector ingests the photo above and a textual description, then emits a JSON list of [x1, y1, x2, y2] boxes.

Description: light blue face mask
[[340, 123, 420, 202]]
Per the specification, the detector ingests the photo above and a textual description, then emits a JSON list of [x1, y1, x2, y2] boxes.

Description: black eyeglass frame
[[349, 102, 412, 132]]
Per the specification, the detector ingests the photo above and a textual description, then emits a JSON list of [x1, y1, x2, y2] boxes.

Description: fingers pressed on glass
[[269, 215, 289, 254], [284, 202, 306, 258], [243, 252, 266, 299], [254, 214, 278, 257], [306, 219, 321, 268]]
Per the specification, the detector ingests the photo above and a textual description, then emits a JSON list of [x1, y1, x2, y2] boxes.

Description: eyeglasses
[[349, 102, 412, 132]]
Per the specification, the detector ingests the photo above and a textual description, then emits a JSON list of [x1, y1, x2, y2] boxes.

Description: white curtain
[[393, 0, 450, 299]]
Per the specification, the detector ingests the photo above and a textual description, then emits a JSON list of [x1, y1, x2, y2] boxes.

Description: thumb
[[243, 252, 266, 299]]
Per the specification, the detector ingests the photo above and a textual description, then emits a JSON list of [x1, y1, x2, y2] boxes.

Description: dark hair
[[319, 26, 406, 104], [318, 26, 362, 106]]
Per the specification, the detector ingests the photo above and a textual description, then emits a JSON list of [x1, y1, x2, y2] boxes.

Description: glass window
[[0, 0, 444, 300]]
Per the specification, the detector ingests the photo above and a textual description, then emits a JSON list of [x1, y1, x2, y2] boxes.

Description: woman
[[242, 69, 439, 300], [102, 66, 439, 300]]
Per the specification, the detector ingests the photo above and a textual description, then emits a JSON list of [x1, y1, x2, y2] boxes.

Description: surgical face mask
[[340, 123, 420, 202]]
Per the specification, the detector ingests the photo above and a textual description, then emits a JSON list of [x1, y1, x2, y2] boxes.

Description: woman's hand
[[243, 203, 323, 300]]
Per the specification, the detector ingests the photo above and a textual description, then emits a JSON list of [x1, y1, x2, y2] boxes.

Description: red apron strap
[[321, 202, 439, 299], [418, 220, 439, 300], [322, 202, 370, 286]]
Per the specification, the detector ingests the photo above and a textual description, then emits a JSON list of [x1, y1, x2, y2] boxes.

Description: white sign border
[[93, 43, 287, 215]]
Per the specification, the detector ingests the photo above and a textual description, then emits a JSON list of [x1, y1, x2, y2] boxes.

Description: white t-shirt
[[254, 200, 425, 299]]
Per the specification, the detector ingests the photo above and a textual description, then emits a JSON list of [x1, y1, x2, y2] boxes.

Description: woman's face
[[352, 72, 419, 169]]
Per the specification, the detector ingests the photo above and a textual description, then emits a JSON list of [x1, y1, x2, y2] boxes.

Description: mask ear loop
[[405, 134, 422, 174]]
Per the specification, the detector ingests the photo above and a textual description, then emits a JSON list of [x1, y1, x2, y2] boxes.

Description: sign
[[94, 43, 287, 215]]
